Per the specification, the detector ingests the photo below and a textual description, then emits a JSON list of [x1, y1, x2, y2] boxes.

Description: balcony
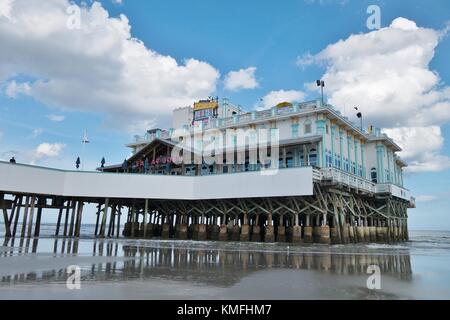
[[320, 167, 377, 194], [319, 168, 413, 205]]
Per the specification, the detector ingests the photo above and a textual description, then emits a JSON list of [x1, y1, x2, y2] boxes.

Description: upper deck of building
[[129, 98, 403, 153]]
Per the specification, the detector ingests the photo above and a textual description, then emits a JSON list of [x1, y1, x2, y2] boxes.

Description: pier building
[[0, 97, 415, 244]]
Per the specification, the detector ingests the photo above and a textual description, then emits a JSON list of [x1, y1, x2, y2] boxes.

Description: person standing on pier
[[144, 157, 149, 174], [122, 159, 128, 173]]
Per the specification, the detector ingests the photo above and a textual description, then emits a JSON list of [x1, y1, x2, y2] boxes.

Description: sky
[[0, 0, 449, 229]]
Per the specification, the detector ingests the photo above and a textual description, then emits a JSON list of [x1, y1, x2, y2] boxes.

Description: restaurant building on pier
[[0, 97, 415, 244]]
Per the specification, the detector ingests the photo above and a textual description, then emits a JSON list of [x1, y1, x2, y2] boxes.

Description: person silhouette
[[9, 157, 16, 164]]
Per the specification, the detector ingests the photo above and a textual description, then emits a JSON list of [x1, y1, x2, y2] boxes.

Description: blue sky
[[0, 0, 449, 229]]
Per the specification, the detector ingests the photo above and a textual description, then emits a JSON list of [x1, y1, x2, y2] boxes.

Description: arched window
[[309, 149, 317, 167], [371, 168, 377, 183]]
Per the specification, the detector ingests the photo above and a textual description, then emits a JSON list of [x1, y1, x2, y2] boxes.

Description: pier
[[1, 161, 413, 244], [1, 98, 415, 244]]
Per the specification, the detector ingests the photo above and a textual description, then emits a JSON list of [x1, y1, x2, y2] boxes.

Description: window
[[309, 149, 317, 167], [299, 150, 305, 166], [279, 156, 284, 168], [286, 152, 294, 168], [292, 124, 299, 138], [201, 164, 211, 176], [325, 150, 332, 167], [304, 121, 312, 134], [185, 166, 196, 176], [371, 168, 377, 183], [232, 135, 237, 146]]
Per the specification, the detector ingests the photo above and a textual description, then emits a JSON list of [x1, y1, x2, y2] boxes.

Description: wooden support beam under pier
[[0, 182, 411, 244]]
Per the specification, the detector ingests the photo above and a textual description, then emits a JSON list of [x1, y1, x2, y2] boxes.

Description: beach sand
[[1, 229, 450, 300]]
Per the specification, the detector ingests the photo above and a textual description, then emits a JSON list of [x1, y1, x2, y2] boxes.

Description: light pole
[[81, 130, 90, 171], [355, 107, 363, 130], [316, 80, 325, 105]]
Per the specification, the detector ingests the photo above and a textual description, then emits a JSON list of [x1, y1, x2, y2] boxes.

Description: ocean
[[1, 223, 450, 300]]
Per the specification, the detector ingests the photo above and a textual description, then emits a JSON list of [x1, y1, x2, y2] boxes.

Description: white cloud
[[5, 80, 31, 99], [416, 195, 439, 203], [296, 52, 315, 69], [258, 90, 306, 110], [0, 142, 66, 165], [0, 0, 220, 131], [47, 114, 66, 122], [34, 142, 65, 161], [301, 17, 450, 173], [224, 67, 259, 91], [31, 128, 44, 139], [383, 126, 450, 173], [0, 0, 15, 21]]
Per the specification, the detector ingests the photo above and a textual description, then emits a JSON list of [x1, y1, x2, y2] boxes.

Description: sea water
[[0, 224, 450, 300]]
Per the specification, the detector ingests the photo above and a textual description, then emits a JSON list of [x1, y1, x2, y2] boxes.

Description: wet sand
[[1, 230, 450, 300]]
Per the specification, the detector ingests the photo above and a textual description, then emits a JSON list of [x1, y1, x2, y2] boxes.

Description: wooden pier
[[1, 180, 410, 244]]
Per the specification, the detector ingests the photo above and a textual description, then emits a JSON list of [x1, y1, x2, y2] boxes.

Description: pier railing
[[320, 167, 413, 204], [321, 167, 377, 193], [312, 168, 323, 181]]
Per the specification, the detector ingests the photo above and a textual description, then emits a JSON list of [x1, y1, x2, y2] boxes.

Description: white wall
[[173, 107, 193, 129], [0, 162, 314, 200]]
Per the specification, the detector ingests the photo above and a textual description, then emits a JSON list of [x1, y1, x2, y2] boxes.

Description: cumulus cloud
[[224, 67, 259, 91], [258, 90, 306, 110], [0, 142, 66, 164], [383, 126, 450, 172], [0, 0, 220, 132], [34, 142, 65, 161], [300, 17, 450, 172]]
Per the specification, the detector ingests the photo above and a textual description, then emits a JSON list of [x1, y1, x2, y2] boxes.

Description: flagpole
[[82, 130, 89, 171]]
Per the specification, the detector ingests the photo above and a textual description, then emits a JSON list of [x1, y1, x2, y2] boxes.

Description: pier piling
[[1, 180, 411, 244]]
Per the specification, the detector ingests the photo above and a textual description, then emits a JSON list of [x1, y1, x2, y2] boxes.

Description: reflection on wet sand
[[0, 238, 412, 287]]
